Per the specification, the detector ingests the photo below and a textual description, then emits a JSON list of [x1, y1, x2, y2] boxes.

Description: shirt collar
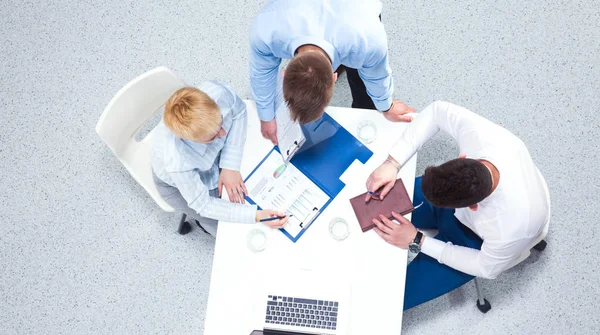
[[180, 138, 208, 156], [290, 37, 338, 69]]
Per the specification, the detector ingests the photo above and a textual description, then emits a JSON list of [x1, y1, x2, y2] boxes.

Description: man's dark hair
[[421, 158, 493, 208], [283, 52, 334, 124]]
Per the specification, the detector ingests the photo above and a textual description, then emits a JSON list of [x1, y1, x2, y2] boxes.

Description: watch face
[[408, 243, 420, 254]]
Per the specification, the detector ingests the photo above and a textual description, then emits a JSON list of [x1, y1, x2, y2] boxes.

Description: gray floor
[[1, 0, 599, 334]]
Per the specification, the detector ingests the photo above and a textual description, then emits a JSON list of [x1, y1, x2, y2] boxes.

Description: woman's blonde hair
[[163, 87, 220, 140]]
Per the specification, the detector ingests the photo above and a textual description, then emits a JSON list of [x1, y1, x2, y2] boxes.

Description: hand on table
[[383, 100, 416, 123], [365, 157, 400, 202], [256, 209, 289, 229], [219, 169, 248, 204], [372, 212, 419, 249], [261, 119, 278, 145]]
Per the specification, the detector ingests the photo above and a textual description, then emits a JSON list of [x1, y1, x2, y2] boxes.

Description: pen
[[260, 215, 293, 222], [368, 191, 381, 197]]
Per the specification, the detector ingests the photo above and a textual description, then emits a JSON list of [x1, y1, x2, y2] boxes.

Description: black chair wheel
[[533, 240, 547, 252], [477, 299, 491, 313], [178, 221, 192, 235]]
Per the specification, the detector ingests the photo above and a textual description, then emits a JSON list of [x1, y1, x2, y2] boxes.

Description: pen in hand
[[368, 191, 381, 200], [260, 215, 293, 222]]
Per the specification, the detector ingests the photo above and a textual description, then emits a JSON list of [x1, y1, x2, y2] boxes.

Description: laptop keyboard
[[265, 295, 339, 331]]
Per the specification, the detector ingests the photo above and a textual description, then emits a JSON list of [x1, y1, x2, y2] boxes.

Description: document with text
[[245, 150, 329, 239]]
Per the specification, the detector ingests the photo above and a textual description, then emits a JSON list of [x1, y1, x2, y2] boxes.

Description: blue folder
[[244, 112, 373, 242]]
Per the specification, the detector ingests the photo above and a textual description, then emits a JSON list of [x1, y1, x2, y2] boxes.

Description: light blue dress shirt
[[152, 80, 257, 224], [250, 0, 394, 121]]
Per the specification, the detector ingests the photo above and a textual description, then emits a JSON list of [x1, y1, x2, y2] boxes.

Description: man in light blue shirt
[[152, 80, 288, 236], [250, 0, 415, 144]]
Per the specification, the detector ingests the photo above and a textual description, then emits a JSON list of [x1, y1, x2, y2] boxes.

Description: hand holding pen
[[365, 157, 401, 202], [256, 210, 291, 229]]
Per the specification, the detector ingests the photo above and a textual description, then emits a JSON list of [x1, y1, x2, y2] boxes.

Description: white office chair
[[95, 66, 192, 234], [420, 169, 551, 313]]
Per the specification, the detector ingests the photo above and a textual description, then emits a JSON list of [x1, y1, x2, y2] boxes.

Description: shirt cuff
[[258, 107, 275, 122], [388, 138, 416, 167], [421, 236, 448, 262], [219, 145, 243, 171], [239, 203, 259, 224], [375, 97, 393, 112]]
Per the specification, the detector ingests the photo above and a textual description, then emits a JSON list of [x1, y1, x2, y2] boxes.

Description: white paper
[[275, 101, 305, 162], [246, 150, 329, 238], [274, 74, 305, 162]]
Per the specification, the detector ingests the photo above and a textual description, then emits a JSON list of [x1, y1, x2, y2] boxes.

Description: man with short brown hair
[[250, 0, 415, 144], [282, 51, 335, 124]]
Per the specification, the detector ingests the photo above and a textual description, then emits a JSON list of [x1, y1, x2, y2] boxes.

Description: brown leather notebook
[[349, 178, 415, 232]]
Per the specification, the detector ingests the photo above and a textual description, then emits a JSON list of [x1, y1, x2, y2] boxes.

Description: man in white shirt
[[365, 101, 551, 309]]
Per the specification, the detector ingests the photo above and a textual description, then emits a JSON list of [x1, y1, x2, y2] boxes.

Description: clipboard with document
[[273, 74, 305, 163], [246, 106, 374, 242], [244, 148, 332, 242], [275, 99, 305, 163]]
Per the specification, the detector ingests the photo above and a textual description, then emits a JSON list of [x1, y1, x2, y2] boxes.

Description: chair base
[[178, 214, 192, 235], [533, 240, 547, 252], [476, 299, 492, 313]]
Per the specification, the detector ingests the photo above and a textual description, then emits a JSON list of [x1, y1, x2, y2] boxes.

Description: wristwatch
[[408, 231, 423, 254]]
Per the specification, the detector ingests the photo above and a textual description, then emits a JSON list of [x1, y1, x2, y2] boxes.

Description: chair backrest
[[96, 67, 185, 212]]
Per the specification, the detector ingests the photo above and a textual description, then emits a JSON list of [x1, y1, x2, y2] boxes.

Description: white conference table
[[203, 101, 417, 335]]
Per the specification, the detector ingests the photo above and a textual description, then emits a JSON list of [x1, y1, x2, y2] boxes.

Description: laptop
[[252, 268, 351, 335]]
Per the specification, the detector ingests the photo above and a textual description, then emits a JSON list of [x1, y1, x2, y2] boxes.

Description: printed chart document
[[245, 150, 329, 239], [274, 74, 305, 162], [275, 101, 305, 162]]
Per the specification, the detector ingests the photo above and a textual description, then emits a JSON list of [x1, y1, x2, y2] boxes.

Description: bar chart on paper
[[245, 150, 330, 238]]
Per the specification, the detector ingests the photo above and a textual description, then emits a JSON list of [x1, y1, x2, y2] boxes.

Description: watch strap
[[413, 231, 423, 245]]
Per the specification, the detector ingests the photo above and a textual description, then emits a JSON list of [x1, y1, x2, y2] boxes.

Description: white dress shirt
[[152, 80, 257, 224], [390, 101, 550, 279]]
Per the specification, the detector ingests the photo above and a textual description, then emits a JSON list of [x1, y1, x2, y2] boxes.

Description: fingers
[[267, 216, 288, 229], [373, 218, 393, 235], [365, 175, 371, 198], [377, 214, 398, 230], [379, 181, 395, 200], [261, 129, 270, 140], [269, 131, 278, 145], [365, 174, 374, 201], [373, 227, 393, 244], [239, 188, 246, 204], [458, 153, 467, 159], [218, 180, 223, 197], [227, 185, 238, 203], [397, 115, 414, 122], [369, 179, 386, 196], [241, 181, 248, 199], [234, 187, 244, 204], [390, 211, 410, 224], [232, 184, 244, 204]]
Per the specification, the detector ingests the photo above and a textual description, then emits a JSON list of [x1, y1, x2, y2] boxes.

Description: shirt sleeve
[[249, 24, 282, 122], [388, 100, 485, 166], [170, 169, 257, 224], [219, 85, 248, 171], [421, 236, 531, 279], [358, 29, 394, 111]]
